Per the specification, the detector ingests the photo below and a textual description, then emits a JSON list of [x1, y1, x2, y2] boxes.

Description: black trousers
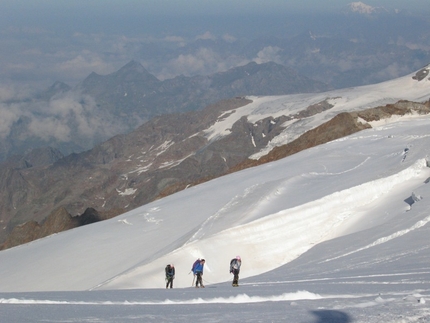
[[196, 272, 204, 287], [166, 277, 173, 288], [232, 269, 240, 285]]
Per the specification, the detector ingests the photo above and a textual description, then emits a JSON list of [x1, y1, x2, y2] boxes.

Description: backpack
[[191, 259, 200, 272], [165, 264, 171, 275], [230, 258, 241, 272]]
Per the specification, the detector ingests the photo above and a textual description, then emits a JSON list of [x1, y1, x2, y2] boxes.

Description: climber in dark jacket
[[165, 264, 175, 288], [230, 256, 242, 287]]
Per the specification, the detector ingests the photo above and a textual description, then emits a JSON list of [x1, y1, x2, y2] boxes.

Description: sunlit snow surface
[[0, 70, 430, 322]]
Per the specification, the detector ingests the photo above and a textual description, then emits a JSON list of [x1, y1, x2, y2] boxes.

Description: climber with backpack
[[192, 258, 205, 288], [230, 256, 241, 287], [165, 264, 175, 289]]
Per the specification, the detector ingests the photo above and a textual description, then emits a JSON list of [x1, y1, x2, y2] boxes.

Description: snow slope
[[0, 67, 430, 322]]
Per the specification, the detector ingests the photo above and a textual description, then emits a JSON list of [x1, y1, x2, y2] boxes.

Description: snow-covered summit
[[346, 1, 388, 15], [349, 1, 375, 14]]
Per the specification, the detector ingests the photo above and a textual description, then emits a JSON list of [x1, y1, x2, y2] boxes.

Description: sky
[[0, 64, 429, 322], [2, 0, 428, 18]]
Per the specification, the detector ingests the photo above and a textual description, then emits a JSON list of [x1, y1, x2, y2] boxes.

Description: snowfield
[[0, 67, 430, 322]]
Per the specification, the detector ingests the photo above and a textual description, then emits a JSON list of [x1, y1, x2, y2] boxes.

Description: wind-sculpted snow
[[0, 290, 323, 305], [100, 156, 430, 289], [323, 214, 430, 263]]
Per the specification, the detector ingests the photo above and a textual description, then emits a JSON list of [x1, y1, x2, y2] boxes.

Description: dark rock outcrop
[[1, 207, 102, 250], [412, 66, 430, 82]]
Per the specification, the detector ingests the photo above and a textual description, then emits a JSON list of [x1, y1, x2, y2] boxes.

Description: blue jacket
[[193, 262, 204, 274]]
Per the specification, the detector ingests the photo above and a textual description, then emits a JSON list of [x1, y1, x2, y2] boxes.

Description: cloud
[[0, 103, 21, 139], [196, 31, 216, 41], [222, 34, 237, 43], [55, 51, 116, 79], [0, 94, 84, 142], [159, 48, 221, 79], [396, 37, 430, 51], [31, 92, 124, 142], [336, 58, 356, 72], [368, 63, 410, 82], [4, 62, 37, 73], [253, 46, 282, 64], [0, 84, 35, 102], [158, 47, 249, 80], [0, 89, 125, 150], [27, 116, 72, 142], [163, 35, 186, 43], [0, 85, 41, 139]]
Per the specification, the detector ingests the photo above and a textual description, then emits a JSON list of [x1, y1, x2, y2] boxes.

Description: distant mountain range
[[0, 64, 429, 249], [2, 1, 430, 163], [0, 61, 330, 163]]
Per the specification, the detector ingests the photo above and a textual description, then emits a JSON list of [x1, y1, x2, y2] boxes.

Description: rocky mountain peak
[[79, 61, 160, 90], [22, 147, 64, 168], [37, 81, 71, 101], [113, 60, 160, 83]]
